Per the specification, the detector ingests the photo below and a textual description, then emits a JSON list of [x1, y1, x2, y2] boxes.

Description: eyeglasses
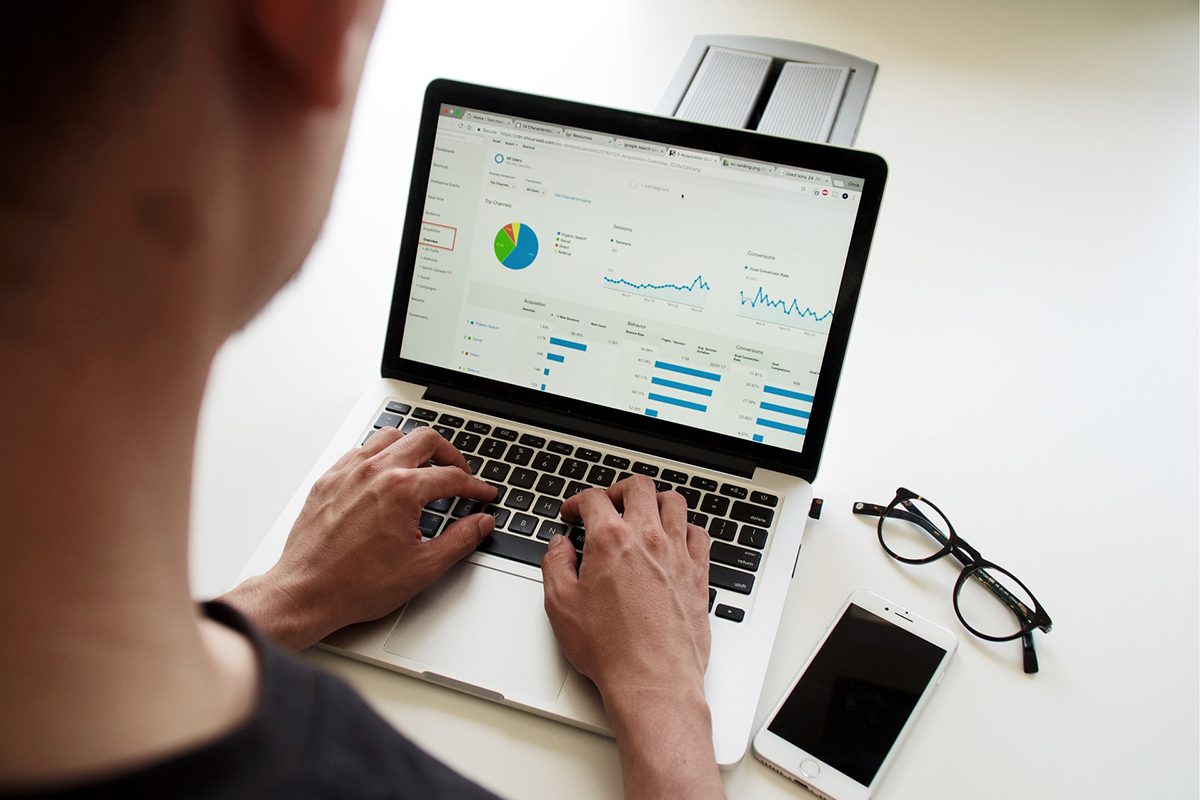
[[853, 488, 1052, 674]]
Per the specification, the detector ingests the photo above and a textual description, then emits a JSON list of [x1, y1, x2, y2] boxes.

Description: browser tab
[[667, 147, 721, 165], [720, 157, 775, 175], [515, 120, 564, 136], [463, 111, 514, 127], [564, 129, 616, 146], [616, 138, 668, 155], [775, 167, 831, 184]]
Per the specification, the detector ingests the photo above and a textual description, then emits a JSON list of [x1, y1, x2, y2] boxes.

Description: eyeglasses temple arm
[[1022, 631, 1039, 674]]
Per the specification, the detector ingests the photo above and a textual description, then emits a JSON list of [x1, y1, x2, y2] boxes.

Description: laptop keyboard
[[366, 401, 780, 624]]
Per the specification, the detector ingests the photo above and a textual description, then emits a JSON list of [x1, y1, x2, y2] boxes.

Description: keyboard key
[[532, 452, 561, 473], [510, 467, 537, 489], [586, 465, 616, 487], [709, 588, 717, 612], [432, 425, 455, 441], [400, 419, 428, 434], [709, 518, 737, 541], [536, 520, 569, 540], [504, 489, 535, 512], [466, 420, 492, 435], [687, 511, 709, 528], [715, 604, 745, 623], [507, 512, 539, 536], [493, 427, 518, 441], [412, 408, 438, 421], [481, 461, 510, 482], [710, 541, 762, 572], [385, 401, 412, 415], [662, 468, 688, 484], [654, 480, 672, 492], [504, 446, 534, 466], [559, 458, 588, 480], [632, 462, 659, 477], [483, 505, 510, 528], [418, 512, 444, 537], [750, 490, 779, 508], [690, 476, 718, 492], [452, 498, 483, 517], [424, 497, 453, 513], [616, 471, 633, 483], [479, 438, 507, 459], [730, 501, 774, 528], [575, 447, 602, 463], [673, 486, 701, 509], [464, 454, 484, 475], [568, 526, 586, 550], [375, 411, 403, 429], [709, 564, 754, 595], [438, 414, 465, 428], [532, 496, 563, 517], [476, 531, 547, 567], [452, 432, 481, 453], [535, 474, 566, 496], [519, 433, 547, 448], [700, 494, 730, 517], [738, 525, 768, 550], [720, 483, 748, 499], [564, 481, 591, 499], [603, 454, 631, 469], [485, 483, 507, 504], [547, 440, 573, 455]]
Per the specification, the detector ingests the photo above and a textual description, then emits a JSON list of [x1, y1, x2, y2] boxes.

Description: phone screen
[[767, 603, 948, 786]]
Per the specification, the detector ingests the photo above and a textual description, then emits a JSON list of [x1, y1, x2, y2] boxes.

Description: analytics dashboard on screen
[[400, 105, 865, 454]]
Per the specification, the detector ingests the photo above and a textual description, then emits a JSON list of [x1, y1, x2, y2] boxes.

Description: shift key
[[709, 563, 755, 595]]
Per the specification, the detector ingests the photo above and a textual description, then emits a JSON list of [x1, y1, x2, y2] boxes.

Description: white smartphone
[[753, 590, 956, 800]]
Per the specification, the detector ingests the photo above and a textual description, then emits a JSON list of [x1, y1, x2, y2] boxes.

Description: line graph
[[603, 273, 710, 308], [737, 286, 833, 331]]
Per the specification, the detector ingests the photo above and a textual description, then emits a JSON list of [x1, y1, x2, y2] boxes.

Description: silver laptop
[[238, 79, 886, 766]]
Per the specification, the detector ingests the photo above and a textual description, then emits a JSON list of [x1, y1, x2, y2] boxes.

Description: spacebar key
[[476, 531, 548, 567]]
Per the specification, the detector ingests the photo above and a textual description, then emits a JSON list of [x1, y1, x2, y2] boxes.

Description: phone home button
[[799, 759, 821, 779]]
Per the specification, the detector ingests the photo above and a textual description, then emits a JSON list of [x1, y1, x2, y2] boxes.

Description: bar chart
[[644, 360, 722, 417], [753, 384, 813, 442]]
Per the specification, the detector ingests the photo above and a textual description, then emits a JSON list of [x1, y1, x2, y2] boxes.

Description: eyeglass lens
[[956, 565, 1037, 640]]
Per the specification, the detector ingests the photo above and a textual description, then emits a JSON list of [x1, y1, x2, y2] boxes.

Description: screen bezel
[[753, 591, 956, 799], [381, 79, 888, 481]]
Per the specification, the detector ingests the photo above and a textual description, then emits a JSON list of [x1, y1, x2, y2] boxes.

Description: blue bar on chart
[[654, 360, 722, 382], [548, 337, 587, 352], [648, 392, 708, 412], [650, 376, 714, 397], [763, 385, 814, 403], [756, 417, 807, 435], [543, 368, 550, 375], [644, 409, 659, 418], [540, 384, 546, 391], [753, 434, 764, 443], [547, 353, 565, 363], [759, 401, 810, 419]]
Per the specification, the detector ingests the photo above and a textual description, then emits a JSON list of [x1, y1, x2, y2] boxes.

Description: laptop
[[238, 79, 886, 766]]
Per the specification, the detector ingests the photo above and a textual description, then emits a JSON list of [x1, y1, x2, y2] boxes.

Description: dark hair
[[0, 2, 174, 197]]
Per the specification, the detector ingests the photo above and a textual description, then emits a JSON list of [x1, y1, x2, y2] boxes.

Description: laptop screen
[[398, 100, 869, 456], [388, 82, 888, 474]]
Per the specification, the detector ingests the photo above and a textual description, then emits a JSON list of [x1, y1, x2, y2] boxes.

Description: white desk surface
[[190, 1, 1200, 797]]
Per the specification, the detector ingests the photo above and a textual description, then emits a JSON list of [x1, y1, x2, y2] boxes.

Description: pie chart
[[494, 223, 539, 270]]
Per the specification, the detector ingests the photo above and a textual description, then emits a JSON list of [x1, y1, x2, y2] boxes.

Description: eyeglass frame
[[853, 487, 1053, 674]]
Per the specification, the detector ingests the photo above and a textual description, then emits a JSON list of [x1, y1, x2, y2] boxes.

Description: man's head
[[0, 0, 383, 353]]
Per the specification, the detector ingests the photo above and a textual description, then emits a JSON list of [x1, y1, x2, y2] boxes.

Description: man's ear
[[249, 0, 365, 108]]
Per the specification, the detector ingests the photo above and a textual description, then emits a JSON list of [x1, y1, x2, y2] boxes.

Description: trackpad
[[383, 562, 570, 703]]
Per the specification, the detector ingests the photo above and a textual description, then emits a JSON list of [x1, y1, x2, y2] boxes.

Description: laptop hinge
[[424, 384, 757, 479]]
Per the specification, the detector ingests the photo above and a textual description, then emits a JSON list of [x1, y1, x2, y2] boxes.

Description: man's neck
[[0, 249, 257, 786]]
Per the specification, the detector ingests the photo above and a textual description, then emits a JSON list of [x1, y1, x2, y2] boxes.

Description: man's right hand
[[541, 476, 724, 800]]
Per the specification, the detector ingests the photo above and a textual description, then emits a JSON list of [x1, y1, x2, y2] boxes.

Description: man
[[0, 2, 724, 798]]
